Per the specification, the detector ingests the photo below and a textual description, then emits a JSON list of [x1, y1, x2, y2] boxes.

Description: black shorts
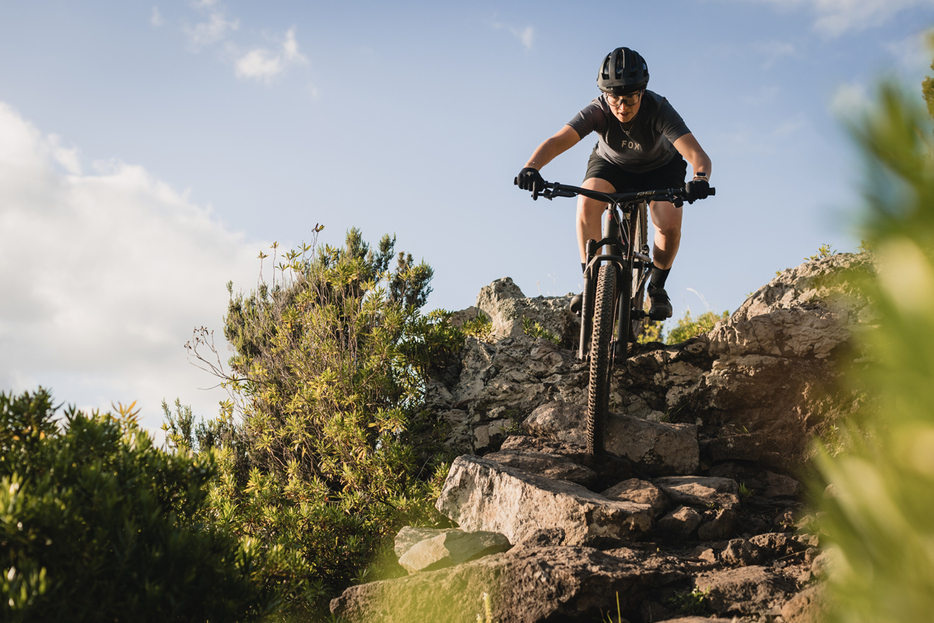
[[583, 146, 687, 193]]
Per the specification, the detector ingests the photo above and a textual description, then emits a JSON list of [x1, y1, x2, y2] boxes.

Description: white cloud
[[183, 2, 239, 50], [236, 48, 283, 80], [830, 81, 871, 119], [493, 21, 535, 50], [0, 102, 262, 436], [746, 0, 934, 36], [235, 27, 308, 83], [150, 7, 165, 28], [886, 28, 934, 73]]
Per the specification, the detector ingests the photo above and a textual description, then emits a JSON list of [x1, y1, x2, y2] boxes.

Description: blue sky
[[1, 0, 933, 437]]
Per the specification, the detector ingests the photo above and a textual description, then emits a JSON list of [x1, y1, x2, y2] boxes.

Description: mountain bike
[[519, 180, 715, 456]]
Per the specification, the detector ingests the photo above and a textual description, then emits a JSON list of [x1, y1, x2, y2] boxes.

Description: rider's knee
[[654, 222, 682, 239], [577, 198, 605, 222]]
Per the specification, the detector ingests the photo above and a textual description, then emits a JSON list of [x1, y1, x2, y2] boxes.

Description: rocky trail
[[330, 253, 874, 623]]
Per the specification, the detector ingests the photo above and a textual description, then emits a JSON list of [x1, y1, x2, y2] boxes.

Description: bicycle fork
[[578, 208, 630, 362]]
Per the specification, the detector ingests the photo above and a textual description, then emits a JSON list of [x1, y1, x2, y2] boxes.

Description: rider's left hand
[[684, 178, 711, 204]]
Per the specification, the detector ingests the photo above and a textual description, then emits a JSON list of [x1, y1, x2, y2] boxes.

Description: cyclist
[[516, 47, 712, 319]]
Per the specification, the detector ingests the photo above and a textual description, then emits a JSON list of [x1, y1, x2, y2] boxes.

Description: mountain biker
[[516, 47, 712, 319]]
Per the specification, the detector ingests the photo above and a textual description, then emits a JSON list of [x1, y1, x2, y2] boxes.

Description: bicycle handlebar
[[514, 178, 715, 206]]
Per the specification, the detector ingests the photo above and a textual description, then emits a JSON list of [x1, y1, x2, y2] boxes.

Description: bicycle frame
[[539, 182, 681, 363], [578, 201, 649, 362]]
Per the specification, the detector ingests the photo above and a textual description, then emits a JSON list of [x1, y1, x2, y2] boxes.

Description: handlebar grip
[[513, 177, 519, 186], [709, 187, 716, 196]]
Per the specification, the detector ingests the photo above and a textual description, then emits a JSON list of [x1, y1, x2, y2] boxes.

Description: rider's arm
[[525, 125, 582, 170], [672, 133, 712, 179]]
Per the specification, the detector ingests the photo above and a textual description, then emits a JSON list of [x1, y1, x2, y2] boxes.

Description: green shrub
[[181, 228, 455, 611], [522, 317, 559, 343], [0, 388, 268, 623], [664, 309, 729, 345], [814, 79, 934, 622], [459, 311, 493, 342]]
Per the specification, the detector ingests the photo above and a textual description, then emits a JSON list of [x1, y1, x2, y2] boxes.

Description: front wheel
[[587, 263, 618, 456]]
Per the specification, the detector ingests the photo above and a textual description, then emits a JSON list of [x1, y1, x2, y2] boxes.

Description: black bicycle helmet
[[597, 47, 649, 95]]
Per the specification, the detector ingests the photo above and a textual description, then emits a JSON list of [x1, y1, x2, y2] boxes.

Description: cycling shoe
[[647, 285, 673, 320], [569, 293, 583, 315]]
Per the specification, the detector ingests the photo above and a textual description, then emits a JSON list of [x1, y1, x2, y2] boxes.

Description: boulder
[[653, 476, 742, 510], [656, 506, 703, 538], [475, 277, 579, 346], [605, 415, 698, 476], [782, 584, 831, 623], [394, 526, 459, 559], [695, 565, 797, 617], [331, 545, 685, 623], [435, 455, 653, 546], [709, 253, 875, 360], [601, 478, 668, 517], [697, 508, 740, 541], [397, 529, 511, 574], [524, 401, 699, 475], [483, 447, 598, 488]]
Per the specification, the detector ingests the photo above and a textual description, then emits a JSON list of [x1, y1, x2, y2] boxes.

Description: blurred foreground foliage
[[173, 228, 460, 616], [815, 77, 934, 622], [0, 389, 269, 623]]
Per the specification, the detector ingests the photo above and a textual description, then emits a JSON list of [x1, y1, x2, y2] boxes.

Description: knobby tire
[[587, 263, 618, 456]]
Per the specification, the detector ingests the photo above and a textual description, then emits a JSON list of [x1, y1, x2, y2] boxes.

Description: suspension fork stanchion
[[602, 207, 626, 362], [578, 239, 598, 361]]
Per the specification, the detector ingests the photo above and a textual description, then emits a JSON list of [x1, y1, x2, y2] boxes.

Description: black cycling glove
[[516, 167, 545, 194], [684, 178, 711, 204]]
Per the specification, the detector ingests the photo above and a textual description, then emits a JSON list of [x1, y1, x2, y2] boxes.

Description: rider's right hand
[[515, 167, 545, 194]]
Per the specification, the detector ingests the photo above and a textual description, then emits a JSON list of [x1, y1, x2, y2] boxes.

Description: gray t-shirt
[[567, 90, 690, 173]]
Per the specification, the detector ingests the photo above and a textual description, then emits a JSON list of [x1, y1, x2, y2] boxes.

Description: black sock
[[581, 262, 586, 274], [650, 265, 671, 289]]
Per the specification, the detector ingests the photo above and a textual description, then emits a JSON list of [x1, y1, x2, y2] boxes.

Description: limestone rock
[[695, 565, 797, 617], [749, 532, 808, 561], [397, 530, 511, 574], [601, 478, 668, 518], [782, 584, 831, 623], [394, 526, 459, 560], [709, 252, 875, 359], [524, 401, 699, 476], [720, 538, 763, 566], [764, 470, 803, 498], [697, 508, 740, 541], [435, 455, 653, 546], [522, 401, 588, 446], [653, 476, 741, 510], [475, 277, 579, 346], [331, 545, 685, 623], [483, 447, 598, 488], [656, 506, 703, 538], [605, 415, 698, 476]]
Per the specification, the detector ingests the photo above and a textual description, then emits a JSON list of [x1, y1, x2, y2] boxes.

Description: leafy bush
[[180, 228, 457, 611], [0, 389, 268, 623], [458, 311, 494, 342], [814, 79, 934, 622], [664, 309, 729, 345], [522, 317, 559, 343]]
